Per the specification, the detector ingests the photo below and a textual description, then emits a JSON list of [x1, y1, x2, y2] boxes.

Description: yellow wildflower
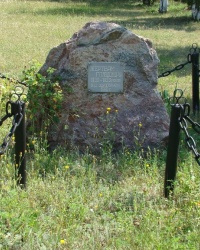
[[60, 239, 65, 244], [106, 107, 111, 111], [195, 201, 200, 207], [65, 165, 70, 170], [138, 122, 142, 128]]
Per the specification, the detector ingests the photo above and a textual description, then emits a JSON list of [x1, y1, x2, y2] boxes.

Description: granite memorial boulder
[[39, 21, 169, 153]]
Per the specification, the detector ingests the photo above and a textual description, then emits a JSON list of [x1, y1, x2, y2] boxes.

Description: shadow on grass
[[15, 1, 198, 79], [157, 45, 195, 77], [15, 1, 198, 31], [113, 15, 197, 31]]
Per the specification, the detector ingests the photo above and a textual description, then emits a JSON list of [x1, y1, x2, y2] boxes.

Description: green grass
[[0, 0, 199, 95], [1, 0, 200, 249], [1, 144, 200, 249]]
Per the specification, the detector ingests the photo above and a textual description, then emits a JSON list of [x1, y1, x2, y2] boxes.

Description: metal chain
[[159, 44, 199, 78], [0, 73, 27, 86], [0, 114, 11, 126], [0, 100, 15, 126], [178, 104, 200, 165], [158, 61, 191, 78], [0, 101, 23, 155]]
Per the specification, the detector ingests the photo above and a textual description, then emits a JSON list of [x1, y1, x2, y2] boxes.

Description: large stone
[[40, 21, 169, 153]]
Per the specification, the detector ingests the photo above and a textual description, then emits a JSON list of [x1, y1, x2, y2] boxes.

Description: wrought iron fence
[[159, 43, 200, 114], [0, 85, 26, 187], [164, 89, 200, 198], [159, 44, 200, 197]]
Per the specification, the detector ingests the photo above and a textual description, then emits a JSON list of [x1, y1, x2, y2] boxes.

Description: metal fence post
[[191, 46, 199, 113], [164, 104, 181, 198], [15, 101, 26, 187]]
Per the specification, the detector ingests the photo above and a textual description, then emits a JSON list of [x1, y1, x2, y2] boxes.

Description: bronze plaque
[[88, 62, 124, 93]]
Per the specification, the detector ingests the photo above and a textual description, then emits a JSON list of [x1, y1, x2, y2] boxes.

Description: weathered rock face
[[40, 21, 169, 153]]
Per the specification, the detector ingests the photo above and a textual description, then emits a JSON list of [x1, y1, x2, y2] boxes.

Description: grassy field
[[1, 0, 200, 249]]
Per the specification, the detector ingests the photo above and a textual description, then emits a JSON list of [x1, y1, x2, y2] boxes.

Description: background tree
[[191, 0, 200, 20], [159, 0, 168, 13]]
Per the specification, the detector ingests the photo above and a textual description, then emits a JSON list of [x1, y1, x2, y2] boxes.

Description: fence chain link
[[158, 43, 200, 79], [158, 61, 191, 78], [178, 103, 200, 165], [0, 73, 27, 86], [0, 101, 23, 155]]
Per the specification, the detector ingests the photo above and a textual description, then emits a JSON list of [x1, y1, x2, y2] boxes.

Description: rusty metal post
[[164, 104, 181, 198]]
